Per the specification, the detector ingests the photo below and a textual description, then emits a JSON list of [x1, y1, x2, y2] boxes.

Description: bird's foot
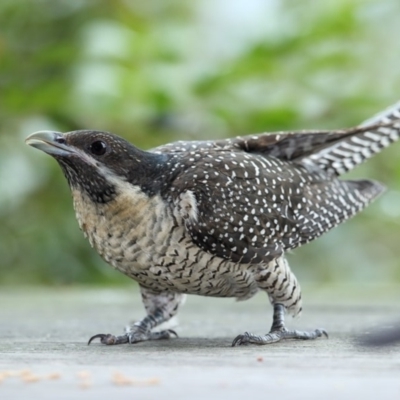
[[232, 328, 328, 346], [88, 328, 177, 345]]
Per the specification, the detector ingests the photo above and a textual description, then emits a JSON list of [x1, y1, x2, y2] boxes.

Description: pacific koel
[[26, 102, 400, 346]]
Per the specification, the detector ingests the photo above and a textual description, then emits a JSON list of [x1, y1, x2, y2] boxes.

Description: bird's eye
[[89, 140, 107, 156], [55, 136, 66, 144]]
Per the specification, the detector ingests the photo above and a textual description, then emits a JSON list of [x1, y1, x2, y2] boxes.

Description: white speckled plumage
[[25, 102, 400, 345]]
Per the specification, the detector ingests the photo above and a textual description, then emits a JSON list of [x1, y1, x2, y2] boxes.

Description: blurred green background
[[1, 0, 400, 286]]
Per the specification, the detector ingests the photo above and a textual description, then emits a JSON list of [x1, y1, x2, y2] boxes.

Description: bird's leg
[[88, 308, 178, 345], [233, 257, 327, 346], [232, 303, 328, 346], [88, 288, 185, 345]]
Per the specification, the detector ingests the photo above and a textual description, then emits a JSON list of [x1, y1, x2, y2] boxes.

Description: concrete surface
[[0, 285, 400, 400]]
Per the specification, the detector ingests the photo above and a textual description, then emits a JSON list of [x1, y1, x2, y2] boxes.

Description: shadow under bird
[[26, 102, 400, 346], [359, 323, 400, 347]]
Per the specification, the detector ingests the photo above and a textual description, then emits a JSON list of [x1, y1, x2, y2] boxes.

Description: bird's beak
[[25, 131, 74, 157]]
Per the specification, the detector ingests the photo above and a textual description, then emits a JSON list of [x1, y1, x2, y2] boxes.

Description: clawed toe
[[88, 329, 178, 345], [232, 332, 250, 347], [168, 329, 178, 337], [232, 328, 329, 346], [88, 333, 116, 345], [88, 333, 128, 345], [128, 329, 178, 342], [162, 329, 178, 339], [320, 329, 329, 338], [232, 304, 329, 346]]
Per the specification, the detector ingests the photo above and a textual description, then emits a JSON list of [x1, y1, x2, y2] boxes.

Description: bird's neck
[[124, 151, 176, 197], [71, 180, 159, 255]]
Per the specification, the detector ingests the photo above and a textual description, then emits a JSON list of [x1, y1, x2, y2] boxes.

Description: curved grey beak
[[25, 131, 74, 157]]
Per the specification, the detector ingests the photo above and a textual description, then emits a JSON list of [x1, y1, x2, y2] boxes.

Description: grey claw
[[167, 329, 178, 338], [232, 332, 249, 347], [88, 333, 115, 345], [320, 329, 329, 338]]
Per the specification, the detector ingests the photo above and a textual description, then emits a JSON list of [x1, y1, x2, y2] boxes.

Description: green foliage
[[1, 0, 400, 284]]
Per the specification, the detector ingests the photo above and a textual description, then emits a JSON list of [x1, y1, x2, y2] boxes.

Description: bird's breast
[[71, 185, 260, 299], [71, 185, 166, 271]]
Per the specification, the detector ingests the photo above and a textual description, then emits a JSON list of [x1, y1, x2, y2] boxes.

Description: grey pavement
[[0, 285, 400, 400]]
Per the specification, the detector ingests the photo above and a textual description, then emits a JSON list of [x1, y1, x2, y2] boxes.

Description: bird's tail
[[306, 102, 400, 176]]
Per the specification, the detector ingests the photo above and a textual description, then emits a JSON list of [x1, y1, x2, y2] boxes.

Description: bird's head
[[25, 130, 168, 203]]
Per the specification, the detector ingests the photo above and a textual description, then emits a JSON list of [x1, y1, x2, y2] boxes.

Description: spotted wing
[[172, 149, 384, 264]]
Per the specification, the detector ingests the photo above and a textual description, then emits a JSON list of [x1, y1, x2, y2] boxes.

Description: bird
[[25, 101, 400, 346]]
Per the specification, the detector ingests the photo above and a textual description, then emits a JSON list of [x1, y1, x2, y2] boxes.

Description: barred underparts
[[26, 101, 400, 346]]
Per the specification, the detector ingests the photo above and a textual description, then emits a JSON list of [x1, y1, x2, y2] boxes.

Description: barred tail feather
[[308, 104, 400, 176]]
